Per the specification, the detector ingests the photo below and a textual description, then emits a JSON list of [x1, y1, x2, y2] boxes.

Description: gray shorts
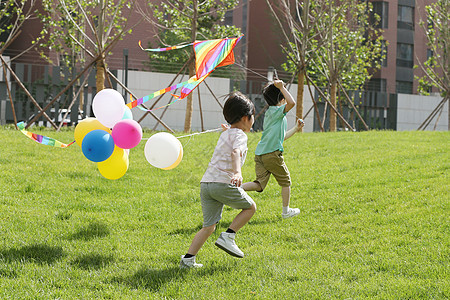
[[200, 182, 255, 227]]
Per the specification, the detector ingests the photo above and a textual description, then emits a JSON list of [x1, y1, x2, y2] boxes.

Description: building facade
[[4, 0, 438, 96], [229, 0, 438, 95], [1, 0, 446, 131], [367, 0, 436, 95]]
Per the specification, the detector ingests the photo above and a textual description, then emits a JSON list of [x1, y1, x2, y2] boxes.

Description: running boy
[[180, 92, 256, 268], [242, 80, 304, 219]]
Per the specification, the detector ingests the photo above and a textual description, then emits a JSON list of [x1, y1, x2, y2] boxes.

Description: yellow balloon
[[97, 146, 129, 180], [162, 143, 183, 170], [74, 117, 111, 147]]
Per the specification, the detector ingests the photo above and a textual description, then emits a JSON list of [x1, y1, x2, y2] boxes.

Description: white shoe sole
[[215, 239, 244, 258], [282, 211, 300, 219]]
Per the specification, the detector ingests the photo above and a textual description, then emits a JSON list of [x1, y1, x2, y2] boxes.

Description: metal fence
[[233, 79, 398, 131], [0, 61, 116, 127], [1, 61, 396, 131], [313, 91, 397, 131]]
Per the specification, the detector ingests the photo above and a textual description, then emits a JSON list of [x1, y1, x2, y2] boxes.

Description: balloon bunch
[[75, 89, 143, 180]]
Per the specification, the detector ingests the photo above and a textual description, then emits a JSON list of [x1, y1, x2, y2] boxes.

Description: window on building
[[372, 2, 389, 29], [296, 5, 303, 22], [396, 81, 413, 94], [381, 40, 388, 67], [426, 48, 434, 65], [396, 43, 414, 68], [368, 78, 387, 92], [425, 49, 434, 93], [397, 5, 414, 30], [224, 10, 233, 26], [427, 49, 433, 60]]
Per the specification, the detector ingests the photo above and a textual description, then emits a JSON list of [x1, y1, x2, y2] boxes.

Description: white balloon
[[92, 89, 126, 128], [144, 132, 183, 169]]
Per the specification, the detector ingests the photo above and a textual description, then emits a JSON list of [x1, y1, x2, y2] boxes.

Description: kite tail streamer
[[126, 76, 196, 109], [135, 95, 181, 112], [127, 74, 208, 111], [138, 40, 194, 52], [17, 122, 75, 148]]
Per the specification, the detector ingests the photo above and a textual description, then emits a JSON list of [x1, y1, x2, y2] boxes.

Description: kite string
[[177, 127, 223, 148], [235, 62, 268, 80], [141, 127, 222, 141], [176, 127, 222, 139]]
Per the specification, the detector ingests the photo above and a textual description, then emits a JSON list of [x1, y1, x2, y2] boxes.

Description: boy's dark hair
[[223, 91, 255, 125], [262, 82, 284, 106]]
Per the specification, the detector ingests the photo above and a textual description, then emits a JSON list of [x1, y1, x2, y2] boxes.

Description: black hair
[[262, 82, 284, 106], [223, 91, 255, 125]]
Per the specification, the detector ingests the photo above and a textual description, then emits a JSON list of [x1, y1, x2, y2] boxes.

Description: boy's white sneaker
[[179, 255, 203, 269], [282, 208, 300, 219], [215, 232, 244, 258]]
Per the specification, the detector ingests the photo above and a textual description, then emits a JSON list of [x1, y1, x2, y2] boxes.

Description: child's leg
[[281, 186, 300, 218], [229, 203, 256, 232], [242, 182, 262, 192], [186, 224, 216, 256], [215, 203, 256, 258], [281, 186, 290, 207]]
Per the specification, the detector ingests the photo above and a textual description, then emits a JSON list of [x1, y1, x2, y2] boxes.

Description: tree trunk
[[96, 57, 105, 92], [296, 69, 305, 132], [184, 0, 198, 132], [184, 61, 195, 132], [329, 80, 337, 131], [96, 0, 106, 93]]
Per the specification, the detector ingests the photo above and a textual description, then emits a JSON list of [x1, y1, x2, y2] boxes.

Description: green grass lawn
[[0, 125, 448, 299]]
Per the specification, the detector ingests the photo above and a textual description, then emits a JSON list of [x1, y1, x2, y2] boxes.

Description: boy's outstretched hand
[[296, 118, 305, 132], [221, 123, 230, 131]]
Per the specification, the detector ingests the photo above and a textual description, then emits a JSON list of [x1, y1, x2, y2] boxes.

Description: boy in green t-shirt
[[242, 80, 303, 219]]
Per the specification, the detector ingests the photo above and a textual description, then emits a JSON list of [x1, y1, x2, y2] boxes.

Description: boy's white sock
[[282, 206, 289, 214]]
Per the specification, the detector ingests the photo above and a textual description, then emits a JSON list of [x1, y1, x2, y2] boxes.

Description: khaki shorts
[[200, 182, 255, 227], [254, 150, 291, 191]]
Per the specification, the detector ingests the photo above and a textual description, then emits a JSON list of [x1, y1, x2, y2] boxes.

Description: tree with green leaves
[[281, 0, 384, 131], [1, 0, 42, 128], [0, 0, 37, 56], [38, 0, 136, 91], [140, 0, 241, 132], [415, 0, 449, 130], [265, 0, 326, 130], [311, 0, 385, 131]]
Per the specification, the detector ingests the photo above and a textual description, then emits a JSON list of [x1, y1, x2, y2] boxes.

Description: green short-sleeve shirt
[[255, 104, 287, 155]]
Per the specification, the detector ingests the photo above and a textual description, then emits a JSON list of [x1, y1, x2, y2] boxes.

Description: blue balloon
[[81, 129, 115, 162]]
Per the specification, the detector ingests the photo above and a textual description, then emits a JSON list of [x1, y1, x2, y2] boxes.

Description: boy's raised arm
[[274, 80, 295, 113]]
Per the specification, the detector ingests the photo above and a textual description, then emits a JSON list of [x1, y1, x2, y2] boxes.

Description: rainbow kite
[[128, 36, 243, 110], [17, 122, 75, 148]]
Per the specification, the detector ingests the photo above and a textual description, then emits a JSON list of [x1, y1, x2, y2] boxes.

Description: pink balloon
[[111, 119, 143, 149]]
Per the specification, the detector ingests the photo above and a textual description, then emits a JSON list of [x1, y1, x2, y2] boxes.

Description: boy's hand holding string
[[231, 148, 243, 187]]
